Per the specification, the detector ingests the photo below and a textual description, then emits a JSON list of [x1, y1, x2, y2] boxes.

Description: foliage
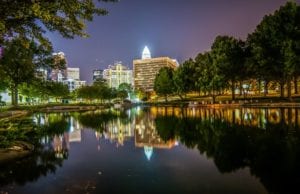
[[173, 59, 195, 99], [0, 0, 117, 45], [210, 36, 245, 100], [247, 1, 300, 98], [194, 52, 227, 102], [0, 38, 53, 105], [154, 67, 175, 102]]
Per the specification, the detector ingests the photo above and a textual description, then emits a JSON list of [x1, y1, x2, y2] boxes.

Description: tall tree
[[0, 38, 53, 106], [211, 36, 245, 100], [173, 59, 195, 99], [154, 67, 175, 102], [0, 0, 117, 45], [247, 1, 300, 99], [195, 52, 227, 103]]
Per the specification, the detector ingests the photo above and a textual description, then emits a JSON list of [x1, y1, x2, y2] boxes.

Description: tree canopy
[[0, 0, 117, 45], [154, 67, 175, 102]]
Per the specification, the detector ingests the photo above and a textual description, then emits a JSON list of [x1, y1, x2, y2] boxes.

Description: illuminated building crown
[[142, 46, 151, 59]]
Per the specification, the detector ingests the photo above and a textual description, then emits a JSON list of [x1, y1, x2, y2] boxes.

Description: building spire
[[142, 46, 151, 59]]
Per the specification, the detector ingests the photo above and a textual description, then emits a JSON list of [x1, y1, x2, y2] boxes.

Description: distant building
[[93, 69, 104, 82], [35, 68, 48, 81], [59, 67, 86, 91], [50, 52, 67, 82], [67, 67, 80, 80], [103, 62, 132, 88], [133, 46, 178, 92], [47, 65, 84, 91], [63, 79, 86, 92]]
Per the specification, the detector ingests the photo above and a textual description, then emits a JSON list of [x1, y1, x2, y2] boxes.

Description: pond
[[1, 106, 300, 194]]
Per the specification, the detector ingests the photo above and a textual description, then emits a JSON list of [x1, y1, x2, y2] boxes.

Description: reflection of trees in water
[[0, 147, 68, 186], [76, 110, 133, 133], [154, 108, 300, 194], [0, 114, 70, 186], [150, 106, 300, 129]]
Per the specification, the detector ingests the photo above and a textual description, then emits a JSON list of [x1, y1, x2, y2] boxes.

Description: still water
[[1, 106, 300, 194]]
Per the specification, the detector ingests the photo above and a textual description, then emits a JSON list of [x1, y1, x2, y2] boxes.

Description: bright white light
[[142, 46, 151, 59], [144, 146, 153, 161]]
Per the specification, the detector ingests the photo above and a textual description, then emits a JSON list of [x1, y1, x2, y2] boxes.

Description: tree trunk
[[280, 81, 284, 98], [294, 76, 298, 94], [165, 95, 168, 102], [239, 81, 242, 96], [12, 85, 18, 106], [258, 80, 261, 95], [211, 91, 216, 104], [231, 82, 235, 100], [264, 81, 268, 97], [287, 79, 292, 100], [178, 94, 183, 100]]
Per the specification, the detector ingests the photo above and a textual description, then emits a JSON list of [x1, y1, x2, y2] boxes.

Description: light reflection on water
[[1, 106, 300, 194]]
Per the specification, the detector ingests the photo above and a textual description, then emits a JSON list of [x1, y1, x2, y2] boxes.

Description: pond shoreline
[[145, 101, 300, 108], [1, 102, 300, 120], [0, 104, 107, 120], [0, 105, 108, 163], [0, 141, 34, 165]]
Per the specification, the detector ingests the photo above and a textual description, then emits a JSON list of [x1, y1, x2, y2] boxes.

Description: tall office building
[[103, 62, 132, 88], [50, 52, 67, 82], [133, 46, 178, 92], [62, 67, 86, 91], [67, 67, 80, 80], [93, 69, 104, 82]]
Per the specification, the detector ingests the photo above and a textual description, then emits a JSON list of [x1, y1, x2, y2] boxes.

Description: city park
[[0, 1, 300, 194], [0, 1, 299, 110]]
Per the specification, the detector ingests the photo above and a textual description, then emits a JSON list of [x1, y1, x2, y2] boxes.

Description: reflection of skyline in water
[[89, 109, 178, 160], [2, 107, 300, 194], [77, 107, 300, 162], [31, 107, 300, 161], [33, 114, 83, 157]]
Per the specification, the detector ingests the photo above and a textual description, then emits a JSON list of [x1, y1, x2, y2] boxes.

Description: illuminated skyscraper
[[93, 69, 104, 82], [133, 46, 178, 92], [103, 61, 132, 88], [50, 52, 67, 82], [142, 46, 151, 59], [67, 67, 80, 80], [63, 67, 86, 91]]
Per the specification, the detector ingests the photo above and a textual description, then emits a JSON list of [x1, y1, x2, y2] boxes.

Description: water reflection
[[0, 113, 73, 186], [150, 106, 300, 194], [134, 110, 177, 160], [1, 107, 300, 194]]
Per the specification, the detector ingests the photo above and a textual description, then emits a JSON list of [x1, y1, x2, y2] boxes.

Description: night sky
[[47, 0, 297, 83]]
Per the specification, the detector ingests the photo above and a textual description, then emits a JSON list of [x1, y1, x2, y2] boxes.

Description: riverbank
[[0, 141, 34, 165], [0, 104, 109, 120], [144, 99, 300, 109]]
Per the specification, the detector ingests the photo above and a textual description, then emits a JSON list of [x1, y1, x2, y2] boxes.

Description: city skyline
[[47, 0, 292, 83]]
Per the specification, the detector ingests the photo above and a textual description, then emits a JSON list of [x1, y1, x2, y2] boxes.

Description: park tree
[[247, 1, 300, 99], [154, 67, 175, 102], [0, 69, 8, 92], [117, 90, 128, 101], [194, 52, 213, 96], [46, 81, 70, 102], [0, 38, 54, 106], [210, 36, 245, 100], [0, 0, 117, 46], [76, 85, 98, 102], [118, 83, 133, 99], [195, 52, 227, 103], [173, 59, 195, 99]]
